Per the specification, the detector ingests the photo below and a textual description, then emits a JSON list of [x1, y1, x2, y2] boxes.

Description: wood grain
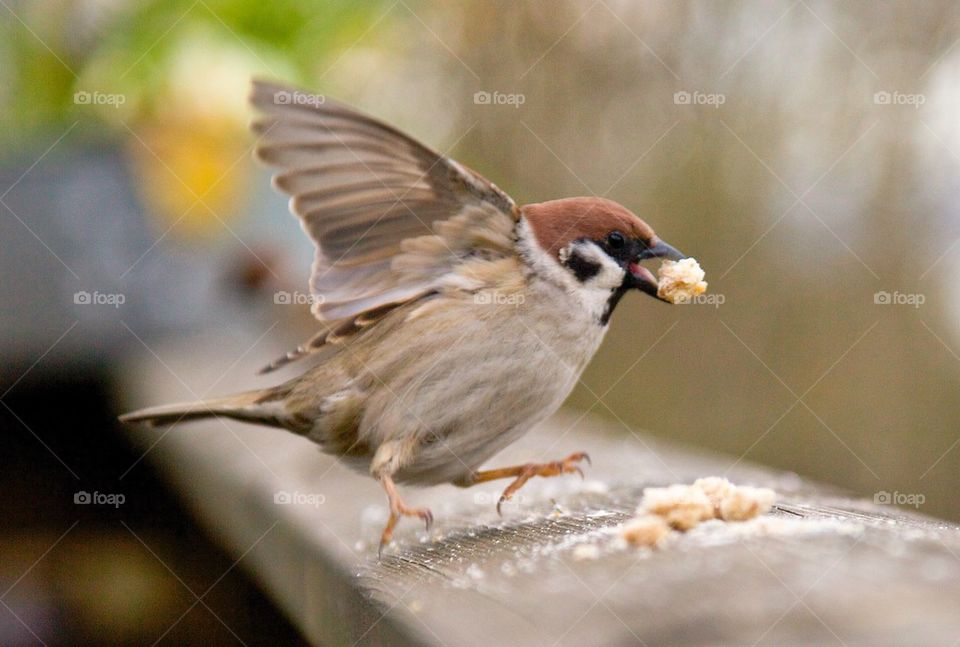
[[120, 336, 960, 646]]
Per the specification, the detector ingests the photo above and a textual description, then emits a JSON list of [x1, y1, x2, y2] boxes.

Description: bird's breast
[[357, 285, 608, 484]]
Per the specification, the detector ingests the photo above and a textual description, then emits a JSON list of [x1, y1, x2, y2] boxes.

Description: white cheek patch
[[516, 217, 626, 323], [565, 240, 626, 290]]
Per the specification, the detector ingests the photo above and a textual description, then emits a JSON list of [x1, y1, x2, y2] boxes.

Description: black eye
[[607, 231, 626, 249]]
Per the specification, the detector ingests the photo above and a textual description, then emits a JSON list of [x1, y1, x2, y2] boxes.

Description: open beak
[[629, 238, 686, 303]]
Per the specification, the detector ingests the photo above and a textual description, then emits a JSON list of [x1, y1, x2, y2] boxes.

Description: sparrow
[[121, 80, 688, 553]]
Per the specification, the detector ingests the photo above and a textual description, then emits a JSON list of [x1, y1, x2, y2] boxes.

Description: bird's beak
[[641, 239, 686, 262], [628, 238, 686, 303]]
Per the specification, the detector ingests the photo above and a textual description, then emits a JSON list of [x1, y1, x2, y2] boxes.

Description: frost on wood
[[620, 477, 776, 547], [657, 258, 708, 303]]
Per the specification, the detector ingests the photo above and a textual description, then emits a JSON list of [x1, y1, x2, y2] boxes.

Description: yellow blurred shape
[[129, 121, 251, 240], [123, 26, 282, 240]]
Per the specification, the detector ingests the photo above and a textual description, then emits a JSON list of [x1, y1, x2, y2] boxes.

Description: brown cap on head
[[521, 197, 657, 258]]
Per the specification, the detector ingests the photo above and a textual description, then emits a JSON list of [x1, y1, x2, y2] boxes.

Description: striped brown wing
[[250, 80, 517, 323], [250, 80, 519, 373]]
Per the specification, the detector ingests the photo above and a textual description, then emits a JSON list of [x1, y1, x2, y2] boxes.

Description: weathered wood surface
[[120, 334, 960, 646]]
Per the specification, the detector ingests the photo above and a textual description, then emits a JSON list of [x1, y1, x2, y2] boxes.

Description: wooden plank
[[119, 334, 960, 646]]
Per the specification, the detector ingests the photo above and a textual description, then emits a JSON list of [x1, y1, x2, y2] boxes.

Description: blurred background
[[3, 0, 960, 643]]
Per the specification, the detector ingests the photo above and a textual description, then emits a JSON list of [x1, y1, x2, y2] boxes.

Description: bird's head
[[520, 197, 685, 320]]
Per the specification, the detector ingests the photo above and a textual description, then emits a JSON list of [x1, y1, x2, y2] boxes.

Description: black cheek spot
[[564, 251, 601, 282]]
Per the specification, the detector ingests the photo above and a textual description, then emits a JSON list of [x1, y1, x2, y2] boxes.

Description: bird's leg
[[378, 473, 433, 556], [460, 452, 591, 514]]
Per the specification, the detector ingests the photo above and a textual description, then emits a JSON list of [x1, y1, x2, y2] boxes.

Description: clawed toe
[[464, 450, 593, 517], [562, 452, 590, 479], [378, 505, 434, 558], [377, 474, 434, 557], [393, 505, 434, 531], [415, 507, 433, 530], [492, 451, 593, 514]]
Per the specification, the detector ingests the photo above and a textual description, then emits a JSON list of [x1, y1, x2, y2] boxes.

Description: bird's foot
[[496, 452, 591, 514], [463, 451, 591, 515], [378, 474, 433, 558]]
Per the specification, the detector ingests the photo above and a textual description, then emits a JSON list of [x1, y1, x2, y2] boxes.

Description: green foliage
[[1, 0, 392, 149]]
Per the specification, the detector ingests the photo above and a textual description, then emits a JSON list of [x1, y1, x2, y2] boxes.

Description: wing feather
[[251, 80, 519, 373]]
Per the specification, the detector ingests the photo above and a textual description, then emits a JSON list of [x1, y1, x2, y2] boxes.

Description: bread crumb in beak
[[656, 258, 708, 303]]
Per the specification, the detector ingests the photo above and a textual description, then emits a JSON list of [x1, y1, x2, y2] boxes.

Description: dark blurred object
[[1, 139, 213, 369], [0, 136, 308, 644], [0, 369, 308, 646], [223, 246, 282, 295], [0, 136, 289, 379]]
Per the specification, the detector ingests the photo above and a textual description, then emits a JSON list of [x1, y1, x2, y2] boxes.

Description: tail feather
[[257, 329, 330, 375], [119, 390, 285, 428]]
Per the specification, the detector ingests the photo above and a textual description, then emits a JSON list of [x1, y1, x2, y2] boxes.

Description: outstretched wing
[[250, 80, 519, 372]]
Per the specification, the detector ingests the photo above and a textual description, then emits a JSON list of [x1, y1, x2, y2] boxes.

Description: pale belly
[[356, 294, 609, 485]]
